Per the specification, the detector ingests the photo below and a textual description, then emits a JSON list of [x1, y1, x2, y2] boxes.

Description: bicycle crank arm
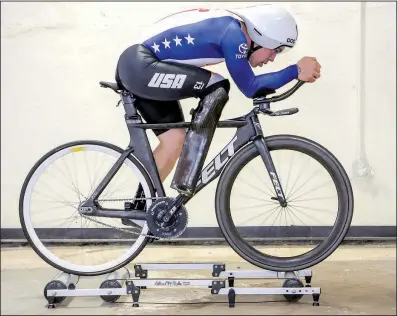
[[80, 207, 147, 220], [162, 195, 186, 223]]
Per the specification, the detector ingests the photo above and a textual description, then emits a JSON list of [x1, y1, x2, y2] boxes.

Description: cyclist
[[115, 4, 321, 216]]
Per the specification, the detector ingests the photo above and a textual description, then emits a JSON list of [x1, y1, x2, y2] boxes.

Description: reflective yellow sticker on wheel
[[71, 146, 86, 153]]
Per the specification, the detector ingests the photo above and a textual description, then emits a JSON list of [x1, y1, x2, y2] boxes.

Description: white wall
[[1, 2, 396, 229]]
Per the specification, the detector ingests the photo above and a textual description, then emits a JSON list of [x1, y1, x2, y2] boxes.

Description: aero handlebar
[[253, 80, 306, 105]]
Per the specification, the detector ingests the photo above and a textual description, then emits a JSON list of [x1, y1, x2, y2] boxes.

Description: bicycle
[[19, 80, 354, 277]]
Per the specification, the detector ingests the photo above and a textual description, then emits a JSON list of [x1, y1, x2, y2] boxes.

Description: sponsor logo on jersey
[[148, 73, 187, 89], [236, 43, 248, 59], [239, 43, 248, 54]]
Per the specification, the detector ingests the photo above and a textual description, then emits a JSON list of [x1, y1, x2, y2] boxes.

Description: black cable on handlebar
[[253, 80, 306, 105]]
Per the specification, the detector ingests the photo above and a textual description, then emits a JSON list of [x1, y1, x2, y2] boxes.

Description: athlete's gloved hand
[[296, 57, 321, 83]]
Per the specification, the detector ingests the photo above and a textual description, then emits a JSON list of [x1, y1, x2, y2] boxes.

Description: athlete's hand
[[296, 57, 321, 83]]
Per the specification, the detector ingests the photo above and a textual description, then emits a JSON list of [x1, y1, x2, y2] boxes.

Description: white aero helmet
[[226, 4, 298, 55]]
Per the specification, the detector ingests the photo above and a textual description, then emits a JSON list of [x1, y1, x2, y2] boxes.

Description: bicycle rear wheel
[[215, 135, 353, 272], [19, 140, 155, 276]]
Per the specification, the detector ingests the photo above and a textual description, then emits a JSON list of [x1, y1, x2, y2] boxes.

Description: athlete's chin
[[253, 61, 268, 68]]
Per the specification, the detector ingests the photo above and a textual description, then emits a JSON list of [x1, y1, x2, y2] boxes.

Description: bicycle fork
[[254, 136, 287, 207], [241, 111, 287, 206]]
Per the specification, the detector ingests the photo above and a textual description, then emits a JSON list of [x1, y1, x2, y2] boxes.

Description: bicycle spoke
[[282, 207, 307, 241], [239, 204, 282, 225], [71, 151, 81, 203], [64, 212, 81, 230], [234, 202, 282, 212], [81, 216, 92, 229], [83, 151, 95, 197], [238, 175, 274, 197], [47, 163, 85, 202], [288, 204, 329, 225], [32, 203, 79, 215], [89, 155, 108, 197], [288, 180, 332, 202], [53, 211, 80, 228], [59, 157, 82, 201], [286, 206, 309, 227], [283, 208, 289, 228], [101, 172, 133, 200], [288, 203, 337, 215], [92, 153, 119, 200], [258, 205, 282, 226], [263, 206, 284, 240], [235, 193, 279, 205], [283, 151, 295, 195], [31, 192, 80, 207], [286, 158, 309, 198], [289, 196, 336, 203], [268, 206, 283, 227], [287, 168, 323, 201], [32, 184, 79, 210], [249, 164, 276, 197]]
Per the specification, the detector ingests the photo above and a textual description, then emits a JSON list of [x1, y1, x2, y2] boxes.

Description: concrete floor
[[1, 243, 396, 315]]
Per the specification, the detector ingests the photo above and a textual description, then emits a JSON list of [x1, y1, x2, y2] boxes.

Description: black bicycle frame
[[80, 81, 304, 220]]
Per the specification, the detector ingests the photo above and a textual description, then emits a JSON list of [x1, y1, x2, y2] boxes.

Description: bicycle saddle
[[99, 81, 122, 93]]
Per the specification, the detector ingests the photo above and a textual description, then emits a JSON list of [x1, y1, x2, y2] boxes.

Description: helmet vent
[[253, 28, 262, 36]]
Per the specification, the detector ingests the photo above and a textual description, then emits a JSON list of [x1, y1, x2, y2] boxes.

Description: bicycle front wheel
[[19, 140, 155, 276], [215, 135, 354, 272]]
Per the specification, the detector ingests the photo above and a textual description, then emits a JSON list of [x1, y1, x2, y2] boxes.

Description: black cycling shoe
[[121, 184, 156, 243], [121, 184, 146, 227]]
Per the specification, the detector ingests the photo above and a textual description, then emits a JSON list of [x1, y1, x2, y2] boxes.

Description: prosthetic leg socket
[[171, 87, 229, 195]]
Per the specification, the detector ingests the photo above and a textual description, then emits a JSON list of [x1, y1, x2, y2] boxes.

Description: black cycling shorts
[[115, 44, 229, 136]]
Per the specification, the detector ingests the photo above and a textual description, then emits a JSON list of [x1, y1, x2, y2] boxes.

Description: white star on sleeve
[[173, 35, 182, 46], [162, 38, 171, 49], [151, 42, 160, 53], [185, 34, 195, 45]]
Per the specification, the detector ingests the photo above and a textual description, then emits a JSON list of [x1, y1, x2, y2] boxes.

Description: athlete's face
[[249, 47, 277, 68]]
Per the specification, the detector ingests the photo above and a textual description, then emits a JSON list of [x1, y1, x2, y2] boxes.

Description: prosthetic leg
[[171, 86, 229, 195]]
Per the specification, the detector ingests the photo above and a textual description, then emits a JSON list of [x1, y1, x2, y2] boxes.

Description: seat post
[[119, 90, 166, 197], [121, 91, 138, 117]]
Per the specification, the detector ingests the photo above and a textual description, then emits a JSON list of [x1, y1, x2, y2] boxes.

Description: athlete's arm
[[220, 20, 298, 98]]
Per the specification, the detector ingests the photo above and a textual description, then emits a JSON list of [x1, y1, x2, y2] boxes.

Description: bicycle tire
[[215, 134, 354, 272], [19, 140, 156, 276]]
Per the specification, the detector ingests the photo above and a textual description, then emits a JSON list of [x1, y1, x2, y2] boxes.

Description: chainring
[[146, 197, 188, 239]]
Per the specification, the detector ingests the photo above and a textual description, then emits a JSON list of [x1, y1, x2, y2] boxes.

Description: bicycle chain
[[97, 197, 161, 203], [80, 196, 162, 240]]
